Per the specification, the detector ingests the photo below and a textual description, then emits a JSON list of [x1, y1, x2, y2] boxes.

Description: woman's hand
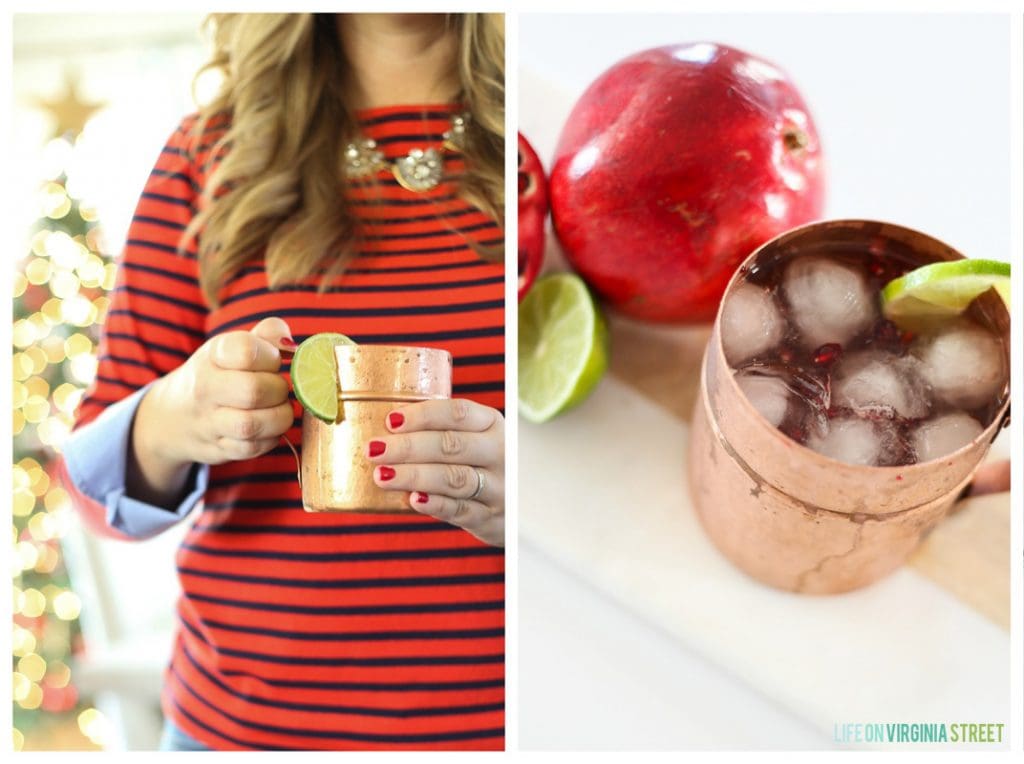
[[366, 399, 505, 547], [128, 317, 295, 507]]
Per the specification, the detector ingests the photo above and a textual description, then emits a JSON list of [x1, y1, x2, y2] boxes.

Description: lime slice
[[519, 273, 609, 423], [291, 333, 355, 422], [881, 259, 1010, 327]]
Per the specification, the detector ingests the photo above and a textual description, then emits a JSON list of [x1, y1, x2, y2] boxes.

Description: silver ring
[[468, 467, 485, 501]]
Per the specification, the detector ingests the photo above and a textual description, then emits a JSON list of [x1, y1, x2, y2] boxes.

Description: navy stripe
[[160, 145, 190, 159], [180, 541, 502, 563], [126, 237, 179, 255], [196, 668, 503, 692], [181, 616, 502, 659], [178, 566, 503, 590], [454, 353, 504, 367], [191, 520, 453, 534], [111, 284, 206, 314], [233, 259, 492, 278], [149, 168, 200, 192], [219, 276, 504, 307], [358, 110, 455, 127], [193, 616, 503, 643], [107, 309, 206, 340], [178, 642, 503, 720], [365, 208, 480, 225], [453, 381, 505, 394], [358, 240, 504, 258], [171, 669, 503, 745], [211, 319, 503, 343], [360, 221, 498, 242], [132, 214, 186, 232], [120, 261, 198, 288], [140, 191, 194, 209], [105, 331, 191, 360], [184, 592, 503, 618], [206, 471, 298, 488], [372, 132, 447, 146], [95, 374, 143, 392], [218, 298, 501, 323], [97, 353, 153, 371]]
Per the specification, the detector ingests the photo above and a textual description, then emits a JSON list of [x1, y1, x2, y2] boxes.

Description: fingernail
[[368, 440, 386, 457], [378, 466, 396, 481], [388, 412, 405, 429], [280, 337, 297, 348], [415, 492, 430, 504]]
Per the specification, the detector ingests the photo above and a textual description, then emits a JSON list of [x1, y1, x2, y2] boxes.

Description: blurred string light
[[13, 113, 113, 749]]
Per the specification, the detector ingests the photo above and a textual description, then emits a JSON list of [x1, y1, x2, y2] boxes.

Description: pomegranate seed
[[813, 343, 842, 365]]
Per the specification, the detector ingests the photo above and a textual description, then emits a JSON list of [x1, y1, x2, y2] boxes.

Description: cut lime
[[881, 259, 1010, 327], [291, 333, 354, 422], [519, 273, 609, 423]]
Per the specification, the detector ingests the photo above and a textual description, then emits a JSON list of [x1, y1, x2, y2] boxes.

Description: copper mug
[[296, 344, 452, 513], [688, 220, 1010, 594]]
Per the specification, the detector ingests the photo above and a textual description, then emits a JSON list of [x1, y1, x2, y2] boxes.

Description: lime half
[[519, 273, 609, 423], [291, 333, 355, 422], [881, 259, 1010, 327]]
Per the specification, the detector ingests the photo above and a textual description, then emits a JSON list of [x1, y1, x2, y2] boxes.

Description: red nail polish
[[415, 492, 430, 504], [388, 412, 405, 429], [368, 440, 386, 457], [280, 337, 297, 348], [378, 466, 396, 481]]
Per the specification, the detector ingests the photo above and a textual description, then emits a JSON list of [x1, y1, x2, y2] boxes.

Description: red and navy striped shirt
[[70, 105, 504, 750]]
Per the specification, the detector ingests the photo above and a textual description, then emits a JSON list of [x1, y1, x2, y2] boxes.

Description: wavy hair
[[185, 13, 504, 305]]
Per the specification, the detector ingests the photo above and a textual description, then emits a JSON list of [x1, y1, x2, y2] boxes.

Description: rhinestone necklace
[[343, 112, 468, 193]]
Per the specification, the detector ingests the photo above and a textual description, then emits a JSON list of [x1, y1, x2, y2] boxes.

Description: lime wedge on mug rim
[[291, 332, 355, 422], [881, 259, 1010, 325], [519, 272, 609, 423]]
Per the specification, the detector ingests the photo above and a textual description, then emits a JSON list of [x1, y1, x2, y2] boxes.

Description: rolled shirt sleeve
[[62, 383, 208, 538]]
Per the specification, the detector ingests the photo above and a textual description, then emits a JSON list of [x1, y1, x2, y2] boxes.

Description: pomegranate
[[518, 133, 548, 301], [550, 43, 825, 322]]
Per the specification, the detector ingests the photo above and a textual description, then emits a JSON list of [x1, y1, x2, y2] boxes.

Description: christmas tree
[[12, 75, 112, 751]]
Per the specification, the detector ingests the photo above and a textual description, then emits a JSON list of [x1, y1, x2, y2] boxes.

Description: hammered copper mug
[[296, 344, 452, 513], [688, 220, 1010, 594]]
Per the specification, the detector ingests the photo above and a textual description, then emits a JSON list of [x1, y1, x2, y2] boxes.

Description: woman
[[62, 13, 505, 751]]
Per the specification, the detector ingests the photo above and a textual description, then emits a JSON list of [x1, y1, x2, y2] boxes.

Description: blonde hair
[[186, 13, 504, 305]]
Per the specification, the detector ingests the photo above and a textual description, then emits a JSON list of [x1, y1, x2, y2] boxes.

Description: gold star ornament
[[32, 72, 106, 138]]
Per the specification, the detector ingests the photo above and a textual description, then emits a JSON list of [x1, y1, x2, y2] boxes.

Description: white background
[[519, 13, 1012, 750]]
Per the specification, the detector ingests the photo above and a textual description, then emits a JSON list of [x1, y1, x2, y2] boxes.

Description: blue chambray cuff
[[63, 383, 208, 538]]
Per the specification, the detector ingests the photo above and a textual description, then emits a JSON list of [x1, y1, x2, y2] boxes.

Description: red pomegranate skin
[[518, 133, 548, 301], [550, 43, 825, 322]]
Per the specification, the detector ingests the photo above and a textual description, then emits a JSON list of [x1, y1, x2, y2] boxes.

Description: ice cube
[[911, 412, 983, 463], [721, 283, 784, 366], [832, 351, 930, 419], [805, 416, 894, 466], [735, 372, 790, 427], [913, 321, 1006, 410], [783, 257, 876, 349]]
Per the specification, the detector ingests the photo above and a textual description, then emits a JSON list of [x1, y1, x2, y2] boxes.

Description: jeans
[[157, 719, 212, 751]]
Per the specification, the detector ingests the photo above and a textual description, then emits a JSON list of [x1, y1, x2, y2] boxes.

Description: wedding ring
[[468, 467, 485, 501]]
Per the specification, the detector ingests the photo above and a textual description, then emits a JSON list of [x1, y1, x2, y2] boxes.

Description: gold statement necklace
[[343, 112, 469, 193]]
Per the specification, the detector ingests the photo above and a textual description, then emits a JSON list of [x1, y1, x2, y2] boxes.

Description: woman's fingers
[[213, 402, 294, 442], [372, 463, 492, 502], [387, 398, 501, 434], [206, 368, 290, 409], [366, 429, 501, 467], [209, 330, 282, 372], [408, 492, 503, 545]]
